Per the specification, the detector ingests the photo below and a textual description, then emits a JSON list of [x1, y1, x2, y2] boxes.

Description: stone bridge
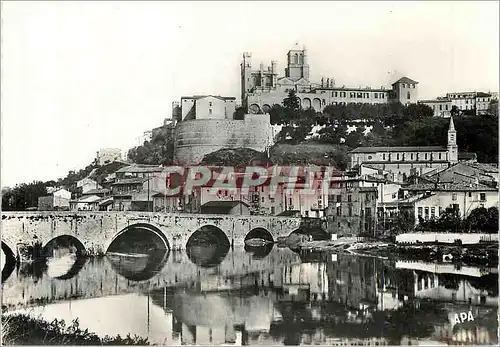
[[1, 212, 302, 260]]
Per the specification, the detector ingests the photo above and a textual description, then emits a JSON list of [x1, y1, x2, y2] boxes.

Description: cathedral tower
[[447, 117, 458, 164], [241, 52, 253, 108], [285, 44, 310, 81]]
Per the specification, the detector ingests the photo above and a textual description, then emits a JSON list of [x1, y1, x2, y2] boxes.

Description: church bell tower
[[447, 117, 458, 164]]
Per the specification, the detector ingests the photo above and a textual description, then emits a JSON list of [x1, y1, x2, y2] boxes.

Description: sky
[[1, 1, 499, 187]]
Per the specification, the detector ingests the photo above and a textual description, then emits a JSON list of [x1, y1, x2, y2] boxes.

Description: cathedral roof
[[392, 77, 419, 85], [449, 116, 456, 131], [350, 146, 446, 153]]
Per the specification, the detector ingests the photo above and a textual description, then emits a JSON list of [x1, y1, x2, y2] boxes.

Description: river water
[[2, 245, 498, 345]]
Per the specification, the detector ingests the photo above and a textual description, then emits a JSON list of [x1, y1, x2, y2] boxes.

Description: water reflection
[[244, 243, 274, 259], [2, 247, 498, 346], [107, 249, 170, 282]]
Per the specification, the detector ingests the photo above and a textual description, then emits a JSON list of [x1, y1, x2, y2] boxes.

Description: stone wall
[[1, 212, 301, 258], [174, 114, 274, 165]]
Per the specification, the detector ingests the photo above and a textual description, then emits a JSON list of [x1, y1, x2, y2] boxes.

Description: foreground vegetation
[[2, 313, 150, 345]]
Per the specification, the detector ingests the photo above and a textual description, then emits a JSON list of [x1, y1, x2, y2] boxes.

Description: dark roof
[[83, 188, 110, 195], [132, 191, 164, 202], [112, 178, 147, 185], [310, 86, 388, 93], [200, 200, 249, 214], [116, 165, 163, 174], [458, 152, 477, 160], [403, 182, 497, 192], [277, 210, 301, 217], [419, 99, 450, 103], [351, 146, 446, 153], [476, 92, 492, 97], [181, 95, 236, 101], [392, 77, 419, 85]]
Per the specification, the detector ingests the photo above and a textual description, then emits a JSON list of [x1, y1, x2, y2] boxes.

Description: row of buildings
[[240, 44, 497, 117]]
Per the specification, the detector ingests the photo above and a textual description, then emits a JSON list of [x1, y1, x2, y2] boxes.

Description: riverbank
[[280, 236, 498, 268], [2, 313, 150, 345]]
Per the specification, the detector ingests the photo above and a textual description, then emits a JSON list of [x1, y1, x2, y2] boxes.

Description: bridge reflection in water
[[2, 247, 498, 346]]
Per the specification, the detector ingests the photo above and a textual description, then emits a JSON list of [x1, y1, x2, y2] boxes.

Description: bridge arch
[[106, 223, 170, 253], [186, 225, 230, 268], [42, 235, 86, 258], [245, 227, 274, 243], [2, 241, 17, 282]]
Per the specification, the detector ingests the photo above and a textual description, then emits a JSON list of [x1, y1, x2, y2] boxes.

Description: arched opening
[[312, 98, 322, 111], [249, 104, 261, 115], [106, 248, 170, 282], [1, 242, 16, 282], [294, 53, 299, 64], [289, 227, 329, 241], [262, 104, 271, 114], [186, 225, 230, 268], [302, 98, 311, 109], [107, 223, 170, 255], [245, 228, 274, 243], [41, 235, 87, 280], [244, 228, 274, 258], [42, 235, 86, 258]]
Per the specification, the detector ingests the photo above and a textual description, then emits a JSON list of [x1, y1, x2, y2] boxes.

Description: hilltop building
[[419, 91, 496, 117], [241, 45, 418, 113]]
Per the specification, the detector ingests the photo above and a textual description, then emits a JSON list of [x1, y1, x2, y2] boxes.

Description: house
[[38, 188, 72, 211], [77, 178, 102, 195], [401, 182, 498, 224], [179, 95, 236, 121], [200, 201, 250, 215], [70, 195, 102, 211], [325, 175, 379, 237]]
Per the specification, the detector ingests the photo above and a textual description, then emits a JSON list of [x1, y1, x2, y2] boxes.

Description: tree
[[282, 90, 301, 125], [233, 106, 246, 121], [2, 181, 47, 211]]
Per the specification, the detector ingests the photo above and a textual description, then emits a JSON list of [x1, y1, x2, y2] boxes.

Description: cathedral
[[241, 44, 419, 114]]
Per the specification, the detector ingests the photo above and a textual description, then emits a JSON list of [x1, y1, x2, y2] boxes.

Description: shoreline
[[286, 238, 499, 268]]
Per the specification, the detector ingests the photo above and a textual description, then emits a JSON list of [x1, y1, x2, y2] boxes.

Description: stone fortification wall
[[174, 114, 274, 165]]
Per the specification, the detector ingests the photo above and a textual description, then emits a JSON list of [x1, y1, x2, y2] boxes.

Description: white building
[[96, 148, 122, 166], [76, 177, 101, 194], [180, 95, 236, 121]]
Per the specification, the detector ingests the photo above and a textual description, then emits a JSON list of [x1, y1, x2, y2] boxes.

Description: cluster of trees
[[2, 182, 48, 211], [417, 206, 498, 233], [268, 90, 498, 162], [127, 126, 175, 166]]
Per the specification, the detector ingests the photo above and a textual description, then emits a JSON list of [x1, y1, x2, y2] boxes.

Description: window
[[445, 105, 448, 110], [381, 93, 385, 99], [452, 193, 457, 201], [322, 99, 326, 105], [439, 105, 442, 111], [468, 192, 472, 198], [357, 92, 362, 98], [480, 193, 486, 201], [410, 153, 414, 160], [382, 153, 386, 160], [424, 153, 428, 160], [368, 155, 373, 160], [418, 207, 423, 217], [348, 206, 352, 216], [334, 92, 338, 97], [431, 207, 436, 219], [209, 102, 213, 107], [439, 153, 442, 160], [347, 195, 352, 202], [209, 109, 212, 115], [350, 92, 355, 98], [396, 153, 400, 160], [407, 92, 411, 100], [424, 207, 429, 219], [271, 206, 275, 215], [336, 206, 341, 216], [439, 206, 443, 215], [261, 197, 265, 203], [375, 93, 378, 99]]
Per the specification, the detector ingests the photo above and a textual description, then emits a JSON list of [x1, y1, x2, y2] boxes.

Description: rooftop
[[200, 200, 249, 214], [392, 77, 419, 85], [112, 178, 148, 185], [181, 95, 236, 101], [116, 165, 164, 174], [351, 146, 446, 153]]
